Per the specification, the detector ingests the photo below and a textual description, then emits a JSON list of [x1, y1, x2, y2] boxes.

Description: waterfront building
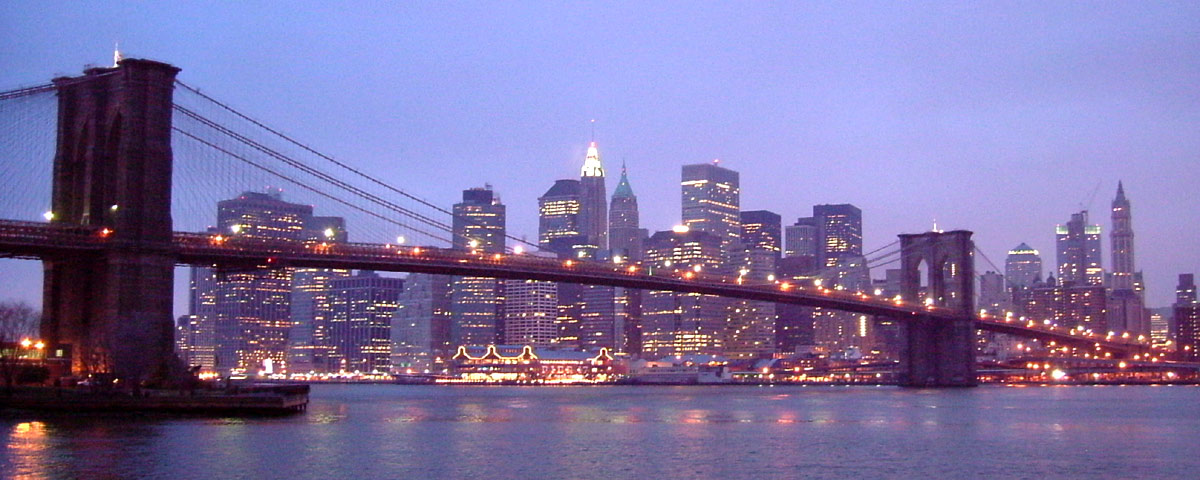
[[288, 267, 350, 373], [1005, 243, 1042, 289], [1056, 211, 1103, 287], [504, 276, 559, 347], [1176, 274, 1199, 360], [391, 272, 452, 373], [450, 186, 505, 347], [326, 271, 403, 373], [449, 345, 615, 383]]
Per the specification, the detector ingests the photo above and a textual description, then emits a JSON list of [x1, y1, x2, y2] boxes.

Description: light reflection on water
[[1, 385, 1198, 479]]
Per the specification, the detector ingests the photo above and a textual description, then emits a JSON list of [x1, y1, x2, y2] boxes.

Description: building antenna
[[590, 119, 595, 142]]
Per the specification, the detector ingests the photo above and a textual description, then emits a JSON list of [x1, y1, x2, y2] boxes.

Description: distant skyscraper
[[1004, 243, 1042, 289], [450, 186, 505, 347], [288, 267, 350, 373], [190, 190, 336, 375], [609, 163, 645, 262], [641, 228, 727, 358], [391, 272, 452, 373], [1110, 182, 1136, 291], [813, 204, 863, 268], [978, 271, 1007, 313], [326, 271, 404, 373], [578, 141, 608, 250], [724, 210, 781, 360], [740, 210, 782, 263], [1177, 274, 1197, 305], [681, 162, 740, 264], [1175, 274, 1200, 360], [538, 179, 585, 254], [504, 277, 559, 347], [1056, 210, 1102, 287], [784, 217, 820, 258]]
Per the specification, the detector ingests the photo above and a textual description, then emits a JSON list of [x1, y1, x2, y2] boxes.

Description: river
[[3, 384, 1197, 479]]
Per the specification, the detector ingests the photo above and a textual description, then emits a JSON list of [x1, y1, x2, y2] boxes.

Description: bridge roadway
[[0, 219, 1155, 355]]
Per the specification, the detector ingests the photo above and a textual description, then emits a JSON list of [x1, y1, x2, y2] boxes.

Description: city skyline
[[0, 3, 1197, 309]]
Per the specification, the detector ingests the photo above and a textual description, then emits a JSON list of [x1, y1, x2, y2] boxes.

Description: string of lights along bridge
[[0, 56, 1189, 390]]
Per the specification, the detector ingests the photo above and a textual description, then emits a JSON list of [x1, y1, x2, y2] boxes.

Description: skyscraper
[[450, 186, 505, 347], [724, 210, 781, 360], [813, 204, 863, 268], [784, 217, 820, 259], [609, 162, 644, 262], [740, 210, 782, 263], [326, 271, 404, 373], [1175, 274, 1200, 361], [1004, 243, 1042, 289], [391, 272, 452, 373], [1110, 182, 1136, 291], [538, 179, 585, 254], [578, 141, 608, 250], [1056, 211, 1102, 287], [640, 228, 727, 358], [681, 162, 740, 264], [504, 274, 559, 347], [190, 190, 337, 375]]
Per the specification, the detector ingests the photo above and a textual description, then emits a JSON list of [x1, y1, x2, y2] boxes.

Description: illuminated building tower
[[192, 189, 328, 375], [1005, 243, 1042, 289], [813, 204, 862, 268], [538, 179, 586, 254], [325, 271, 404, 373], [504, 276, 559, 347], [391, 273, 452, 373], [450, 186, 506, 347], [1056, 211, 1103, 287], [724, 210, 781, 360], [640, 228, 727, 358], [1178, 274, 1197, 305], [1107, 182, 1148, 335], [578, 141, 608, 250], [681, 162, 740, 266], [609, 162, 645, 262], [1176, 275, 1200, 359], [288, 216, 350, 374], [785, 216, 819, 259]]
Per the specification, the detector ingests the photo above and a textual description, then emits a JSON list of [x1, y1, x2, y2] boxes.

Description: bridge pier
[[41, 59, 180, 383], [896, 231, 977, 387]]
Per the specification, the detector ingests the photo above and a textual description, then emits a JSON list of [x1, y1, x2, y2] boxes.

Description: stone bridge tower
[[41, 58, 180, 382], [897, 230, 976, 387]]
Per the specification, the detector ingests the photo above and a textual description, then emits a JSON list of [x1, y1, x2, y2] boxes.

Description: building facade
[[1056, 211, 1103, 287], [450, 186, 506, 347]]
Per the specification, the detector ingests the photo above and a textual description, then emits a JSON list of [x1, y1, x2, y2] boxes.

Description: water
[[3, 384, 1197, 479]]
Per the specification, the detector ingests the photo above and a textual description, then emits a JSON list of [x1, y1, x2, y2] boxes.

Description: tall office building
[[1175, 274, 1200, 360], [578, 141, 608, 250], [538, 179, 585, 254], [813, 204, 863, 268], [640, 228, 727, 358], [450, 186, 505, 347], [722, 210, 781, 360], [978, 271, 1007, 313], [609, 163, 645, 262], [784, 217, 820, 259], [681, 162, 740, 264], [391, 272, 452, 373], [325, 271, 404, 373], [504, 274, 559, 347], [1056, 211, 1103, 287], [1107, 182, 1147, 335], [740, 210, 782, 263], [190, 190, 335, 375], [288, 267, 349, 373], [1005, 243, 1042, 289]]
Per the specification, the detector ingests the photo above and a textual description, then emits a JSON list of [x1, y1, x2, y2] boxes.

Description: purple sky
[[1, 2, 1198, 310]]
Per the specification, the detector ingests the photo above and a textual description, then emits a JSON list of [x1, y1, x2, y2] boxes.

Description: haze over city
[[1, 2, 1197, 310]]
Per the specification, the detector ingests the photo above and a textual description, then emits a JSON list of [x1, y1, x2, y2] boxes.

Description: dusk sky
[[1, 2, 1198, 309]]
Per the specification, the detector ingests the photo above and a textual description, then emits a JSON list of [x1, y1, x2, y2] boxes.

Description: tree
[[0, 301, 40, 391]]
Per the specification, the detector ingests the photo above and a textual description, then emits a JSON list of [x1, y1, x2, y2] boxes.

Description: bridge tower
[[897, 230, 977, 387], [41, 59, 181, 382]]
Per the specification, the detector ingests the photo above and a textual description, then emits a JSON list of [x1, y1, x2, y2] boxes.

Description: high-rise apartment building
[[1056, 211, 1102, 287], [450, 186, 505, 347], [1005, 243, 1042, 289]]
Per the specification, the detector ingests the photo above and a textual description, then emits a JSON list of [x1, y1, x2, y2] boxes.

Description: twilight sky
[[1, 2, 1198, 310]]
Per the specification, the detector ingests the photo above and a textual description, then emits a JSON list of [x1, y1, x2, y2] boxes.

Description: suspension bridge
[[0, 58, 1162, 388]]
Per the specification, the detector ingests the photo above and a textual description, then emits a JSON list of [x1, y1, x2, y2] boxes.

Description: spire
[[613, 161, 635, 198], [1114, 181, 1127, 203], [581, 140, 604, 177]]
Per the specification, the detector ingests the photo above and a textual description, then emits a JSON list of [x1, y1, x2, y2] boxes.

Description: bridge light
[[396, 235, 406, 245], [230, 224, 242, 234], [564, 260, 574, 267], [20, 338, 31, 348], [1050, 369, 1066, 381], [780, 282, 792, 291], [873, 289, 883, 296], [412, 247, 422, 255], [468, 239, 479, 249], [324, 228, 335, 238], [766, 274, 775, 282], [684, 271, 695, 279], [613, 255, 623, 264], [1118, 361, 1127, 369], [110, 204, 119, 211], [513, 245, 524, 255], [43, 211, 54, 221], [492, 253, 503, 261], [34, 341, 44, 350], [814, 279, 823, 287], [627, 265, 638, 273], [99, 228, 112, 237], [692, 265, 702, 273], [924, 298, 934, 306]]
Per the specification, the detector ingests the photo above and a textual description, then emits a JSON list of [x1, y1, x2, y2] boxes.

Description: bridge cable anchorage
[[172, 105, 460, 243], [173, 127, 455, 244], [173, 81, 541, 252]]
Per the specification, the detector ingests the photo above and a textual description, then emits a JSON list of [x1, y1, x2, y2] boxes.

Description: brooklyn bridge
[[0, 58, 1163, 388]]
